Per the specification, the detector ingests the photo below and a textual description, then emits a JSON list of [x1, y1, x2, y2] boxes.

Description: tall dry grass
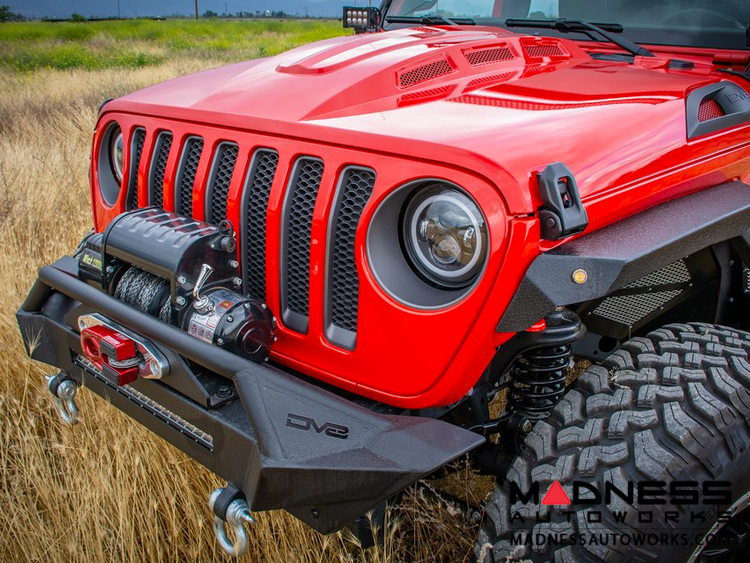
[[0, 47, 488, 563]]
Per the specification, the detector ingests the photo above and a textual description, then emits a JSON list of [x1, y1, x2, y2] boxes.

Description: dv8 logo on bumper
[[286, 413, 349, 439]]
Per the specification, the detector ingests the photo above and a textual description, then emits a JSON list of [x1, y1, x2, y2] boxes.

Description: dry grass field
[[0, 20, 489, 563]]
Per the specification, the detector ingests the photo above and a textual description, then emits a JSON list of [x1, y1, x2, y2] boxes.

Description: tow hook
[[209, 485, 255, 558], [47, 371, 80, 425]]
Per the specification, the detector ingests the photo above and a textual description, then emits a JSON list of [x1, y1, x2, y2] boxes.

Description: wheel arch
[[497, 181, 750, 333]]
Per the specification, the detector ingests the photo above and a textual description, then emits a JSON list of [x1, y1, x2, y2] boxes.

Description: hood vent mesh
[[464, 72, 514, 92], [465, 47, 514, 66], [524, 44, 565, 58], [698, 98, 725, 122], [399, 86, 453, 106], [398, 58, 453, 88]]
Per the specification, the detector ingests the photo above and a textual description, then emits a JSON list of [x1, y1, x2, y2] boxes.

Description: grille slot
[[148, 132, 173, 208], [206, 143, 239, 225], [281, 158, 324, 333], [241, 149, 279, 302], [127, 128, 146, 210], [326, 167, 376, 349], [398, 58, 453, 88], [174, 137, 204, 217]]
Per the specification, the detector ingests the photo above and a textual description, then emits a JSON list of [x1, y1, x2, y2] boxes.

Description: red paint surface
[[90, 26, 750, 408]]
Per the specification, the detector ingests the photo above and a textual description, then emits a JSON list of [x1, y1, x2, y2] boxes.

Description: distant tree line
[[203, 10, 296, 19], [0, 5, 26, 22]]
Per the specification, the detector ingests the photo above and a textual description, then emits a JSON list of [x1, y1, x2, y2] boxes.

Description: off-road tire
[[476, 323, 750, 563]]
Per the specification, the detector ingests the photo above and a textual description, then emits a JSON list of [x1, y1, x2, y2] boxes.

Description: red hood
[[108, 26, 736, 215]]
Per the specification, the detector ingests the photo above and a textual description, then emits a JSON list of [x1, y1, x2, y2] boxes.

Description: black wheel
[[476, 323, 750, 563]]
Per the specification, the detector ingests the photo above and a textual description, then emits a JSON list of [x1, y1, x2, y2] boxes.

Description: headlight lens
[[109, 126, 124, 184], [402, 185, 488, 289]]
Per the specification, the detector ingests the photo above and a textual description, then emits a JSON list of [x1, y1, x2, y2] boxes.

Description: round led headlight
[[97, 122, 124, 206], [109, 125, 124, 184], [401, 185, 488, 289]]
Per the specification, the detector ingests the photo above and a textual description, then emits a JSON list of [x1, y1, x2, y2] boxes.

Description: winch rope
[[114, 267, 171, 320]]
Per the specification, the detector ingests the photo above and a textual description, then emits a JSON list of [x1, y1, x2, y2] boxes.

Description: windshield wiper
[[385, 15, 476, 27], [505, 18, 654, 58]]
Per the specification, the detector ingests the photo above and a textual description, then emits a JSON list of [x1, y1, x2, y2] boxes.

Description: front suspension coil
[[508, 343, 571, 420], [507, 308, 583, 421]]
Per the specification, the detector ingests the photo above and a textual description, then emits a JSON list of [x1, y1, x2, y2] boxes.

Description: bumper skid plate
[[17, 256, 484, 533]]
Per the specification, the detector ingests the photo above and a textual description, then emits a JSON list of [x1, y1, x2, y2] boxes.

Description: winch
[[76, 207, 275, 365]]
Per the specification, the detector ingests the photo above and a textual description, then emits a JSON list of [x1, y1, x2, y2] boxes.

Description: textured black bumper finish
[[497, 181, 750, 333], [17, 258, 484, 533]]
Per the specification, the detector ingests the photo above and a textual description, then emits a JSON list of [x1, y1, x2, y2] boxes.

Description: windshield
[[385, 0, 750, 50]]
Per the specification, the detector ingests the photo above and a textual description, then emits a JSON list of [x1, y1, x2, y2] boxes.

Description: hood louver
[[464, 46, 515, 66], [397, 58, 453, 88]]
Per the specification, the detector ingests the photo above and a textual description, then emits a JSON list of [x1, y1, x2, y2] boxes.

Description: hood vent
[[398, 58, 453, 88], [399, 86, 454, 106], [464, 46, 514, 66], [686, 81, 750, 139], [524, 43, 565, 59], [698, 98, 725, 122], [464, 72, 515, 92]]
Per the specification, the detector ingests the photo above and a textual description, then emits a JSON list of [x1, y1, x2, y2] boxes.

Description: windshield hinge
[[713, 54, 750, 83], [713, 53, 750, 68]]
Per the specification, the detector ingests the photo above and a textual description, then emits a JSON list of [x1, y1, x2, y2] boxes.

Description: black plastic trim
[[686, 81, 750, 139], [497, 182, 750, 333], [537, 162, 588, 241]]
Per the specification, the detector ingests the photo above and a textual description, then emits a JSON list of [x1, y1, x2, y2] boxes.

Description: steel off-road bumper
[[16, 256, 484, 534]]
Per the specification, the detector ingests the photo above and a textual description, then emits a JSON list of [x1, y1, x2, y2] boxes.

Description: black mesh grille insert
[[242, 150, 279, 302], [283, 158, 324, 328], [207, 143, 239, 225], [175, 137, 203, 217], [329, 168, 375, 337], [127, 128, 146, 210], [149, 132, 172, 208]]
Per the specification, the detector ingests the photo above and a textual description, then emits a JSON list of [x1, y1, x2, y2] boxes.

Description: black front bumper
[[17, 257, 484, 533]]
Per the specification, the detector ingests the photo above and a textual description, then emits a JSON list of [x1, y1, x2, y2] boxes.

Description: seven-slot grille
[[126, 128, 374, 349]]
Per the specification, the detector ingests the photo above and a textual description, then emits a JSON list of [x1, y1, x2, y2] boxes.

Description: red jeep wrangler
[[18, 1, 750, 561]]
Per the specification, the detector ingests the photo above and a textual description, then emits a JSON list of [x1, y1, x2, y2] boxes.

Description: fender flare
[[497, 181, 750, 333]]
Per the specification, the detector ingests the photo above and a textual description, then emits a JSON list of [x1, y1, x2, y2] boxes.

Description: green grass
[[0, 19, 348, 71]]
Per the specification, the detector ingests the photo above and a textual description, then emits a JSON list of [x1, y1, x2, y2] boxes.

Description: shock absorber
[[507, 308, 584, 421]]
